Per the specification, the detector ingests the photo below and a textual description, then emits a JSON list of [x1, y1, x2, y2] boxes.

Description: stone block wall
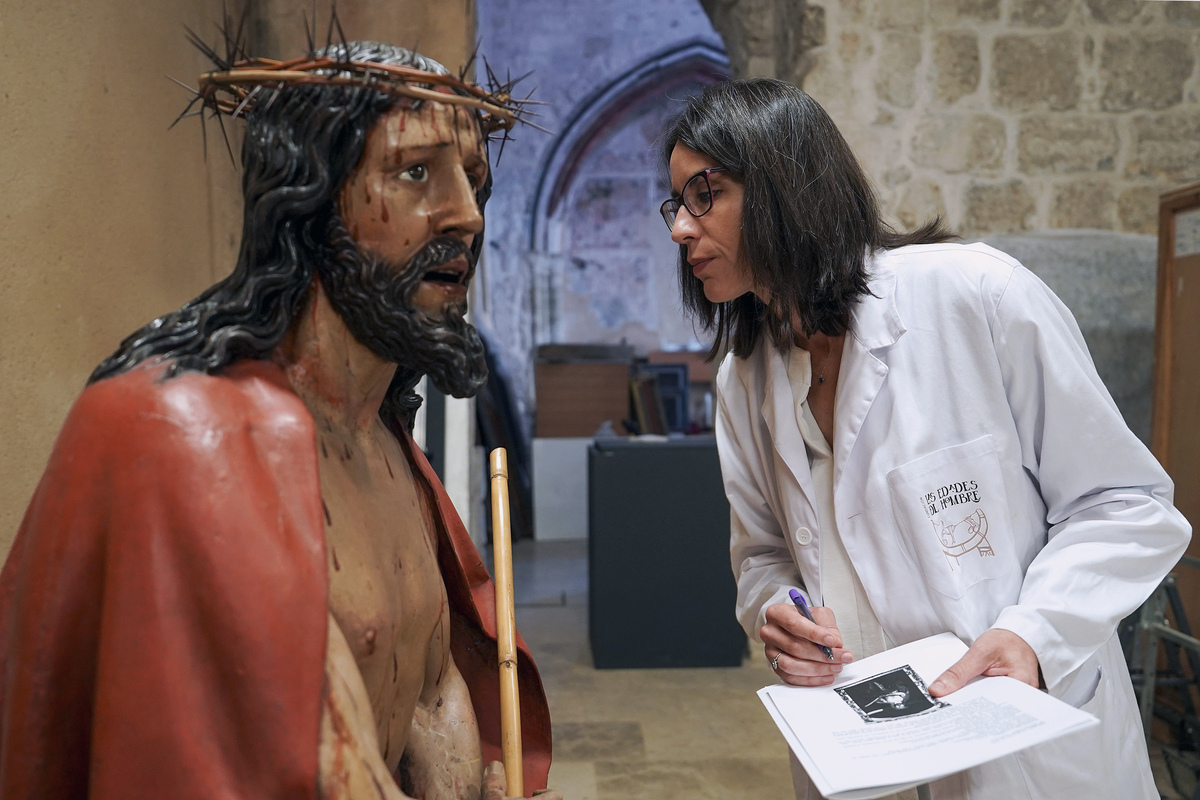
[[701, 0, 1200, 236]]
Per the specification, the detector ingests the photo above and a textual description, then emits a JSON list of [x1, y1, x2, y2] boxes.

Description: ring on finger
[[770, 652, 781, 670]]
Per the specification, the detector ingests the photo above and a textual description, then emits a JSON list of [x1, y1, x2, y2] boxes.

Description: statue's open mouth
[[422, 255, 470, 286], [423, 269, 466, 285]]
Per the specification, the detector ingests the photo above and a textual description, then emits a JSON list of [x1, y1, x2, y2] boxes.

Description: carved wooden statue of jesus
[[0, 40, 556, 800]]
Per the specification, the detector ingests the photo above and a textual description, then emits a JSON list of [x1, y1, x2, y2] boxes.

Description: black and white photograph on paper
[[836, 665, 949, 723], [760, 633, 1101, 797]]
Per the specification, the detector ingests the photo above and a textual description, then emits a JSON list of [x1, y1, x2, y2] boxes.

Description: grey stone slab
[[596, 757, 794, 800], [554, 721, 647, 761], [980, 231, 1157, 443]]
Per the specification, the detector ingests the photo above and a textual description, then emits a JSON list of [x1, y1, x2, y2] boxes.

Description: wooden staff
[[489, 447, 523, 797]]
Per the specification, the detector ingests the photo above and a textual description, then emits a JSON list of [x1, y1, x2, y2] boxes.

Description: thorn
[[166, 74, 201, 96], [461, 38, 481, 79], [327, 7, 351, 62], [184, 23, 226, 70], [230, 84, 261, 119], [216, 109, 236, 166], [220, 0, 230, 62], [230, 1, 251, 63], [199, 108, 209, 162], [332, 3, 349, 54], [168, 92, 204, 129], [261, 81, 284, 113], [495, 130, 509, 164]]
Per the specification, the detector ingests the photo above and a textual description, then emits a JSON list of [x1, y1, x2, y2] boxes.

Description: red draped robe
[[0, 358, 551, 799]]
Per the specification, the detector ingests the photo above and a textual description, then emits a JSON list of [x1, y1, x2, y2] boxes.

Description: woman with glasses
[[660, 78, 1187, 800]]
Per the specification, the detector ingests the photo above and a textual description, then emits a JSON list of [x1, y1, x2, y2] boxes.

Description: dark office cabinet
[[588, 438, 747, 668]]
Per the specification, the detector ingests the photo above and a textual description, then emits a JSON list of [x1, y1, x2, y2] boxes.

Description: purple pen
[[789, 588, 836, 661]]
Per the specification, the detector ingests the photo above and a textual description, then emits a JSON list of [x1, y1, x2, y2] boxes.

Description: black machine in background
[[477, 337, 535, 541], [422, 387, 446, 480], [588, 436, 746, 669]]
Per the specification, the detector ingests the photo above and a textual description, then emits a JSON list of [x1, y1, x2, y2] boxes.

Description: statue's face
[[317, 96, 491, 398], [339, 98, 489, 318]]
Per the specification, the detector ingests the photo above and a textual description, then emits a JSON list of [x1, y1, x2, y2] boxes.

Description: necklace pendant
[[818, 374, 825, 384]]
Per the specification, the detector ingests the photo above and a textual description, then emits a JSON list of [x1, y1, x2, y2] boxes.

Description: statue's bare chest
[[315, 423, 448, 764]]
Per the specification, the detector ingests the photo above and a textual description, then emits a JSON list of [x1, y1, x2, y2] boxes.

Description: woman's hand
[[928, 628, 1040, 697], [760, 600, 855, 686]]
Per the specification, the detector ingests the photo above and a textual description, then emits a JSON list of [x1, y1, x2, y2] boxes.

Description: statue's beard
[[316, 214, 488, 398]]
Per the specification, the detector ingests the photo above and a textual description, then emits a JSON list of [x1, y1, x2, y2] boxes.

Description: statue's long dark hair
[[662, 78, 954, 361], [89, 42, 492, 425]]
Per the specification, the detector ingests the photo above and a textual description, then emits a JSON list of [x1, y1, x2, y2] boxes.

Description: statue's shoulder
[[72, 358, 314, 458]]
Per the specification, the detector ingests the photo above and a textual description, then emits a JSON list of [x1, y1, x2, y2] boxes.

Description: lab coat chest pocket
[[886, 435, 1015, 599]]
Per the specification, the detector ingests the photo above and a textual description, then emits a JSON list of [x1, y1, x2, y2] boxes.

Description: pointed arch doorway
[[526, 40, 729, 353]]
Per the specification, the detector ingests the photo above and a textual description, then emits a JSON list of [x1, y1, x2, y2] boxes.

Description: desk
[[588, 437, 747, 668]]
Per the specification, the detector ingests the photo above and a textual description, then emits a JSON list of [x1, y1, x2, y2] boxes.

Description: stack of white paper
[[758, 633, 1099, 800]]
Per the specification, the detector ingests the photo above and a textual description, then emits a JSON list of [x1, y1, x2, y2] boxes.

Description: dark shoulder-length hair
[[661, 78, 954, 361], [89, 42, 492, 395]]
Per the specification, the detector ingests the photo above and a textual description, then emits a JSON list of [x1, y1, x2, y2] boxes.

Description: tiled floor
[[500, 538, 1185, 800], [503, 538, 793, 799]]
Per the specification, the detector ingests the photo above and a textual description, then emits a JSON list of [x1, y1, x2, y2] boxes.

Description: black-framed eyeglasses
[[660, 167, 729, 231]]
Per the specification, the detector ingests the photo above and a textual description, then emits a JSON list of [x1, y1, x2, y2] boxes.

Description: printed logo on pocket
[[918, 481, 995, 571]]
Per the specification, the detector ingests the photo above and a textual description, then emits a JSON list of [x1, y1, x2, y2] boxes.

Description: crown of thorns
[[173, 5, 546, 160], [196, 57, 529, 133]]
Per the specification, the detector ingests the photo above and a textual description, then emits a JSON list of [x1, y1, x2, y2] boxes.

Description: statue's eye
[[401, 164, 428, 183]]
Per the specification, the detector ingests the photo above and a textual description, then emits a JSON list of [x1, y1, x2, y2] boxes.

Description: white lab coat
[[716, 242, 1191, 800]]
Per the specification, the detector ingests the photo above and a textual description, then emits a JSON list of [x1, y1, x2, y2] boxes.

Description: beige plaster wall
[[0, 0, 474, 557], [251, 0, 476, 65], [701, 0, 1200, 236]]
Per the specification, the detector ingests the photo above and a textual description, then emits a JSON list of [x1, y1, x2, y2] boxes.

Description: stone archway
[[530, 39, 728, 251], [525, 40, 729, 351]]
